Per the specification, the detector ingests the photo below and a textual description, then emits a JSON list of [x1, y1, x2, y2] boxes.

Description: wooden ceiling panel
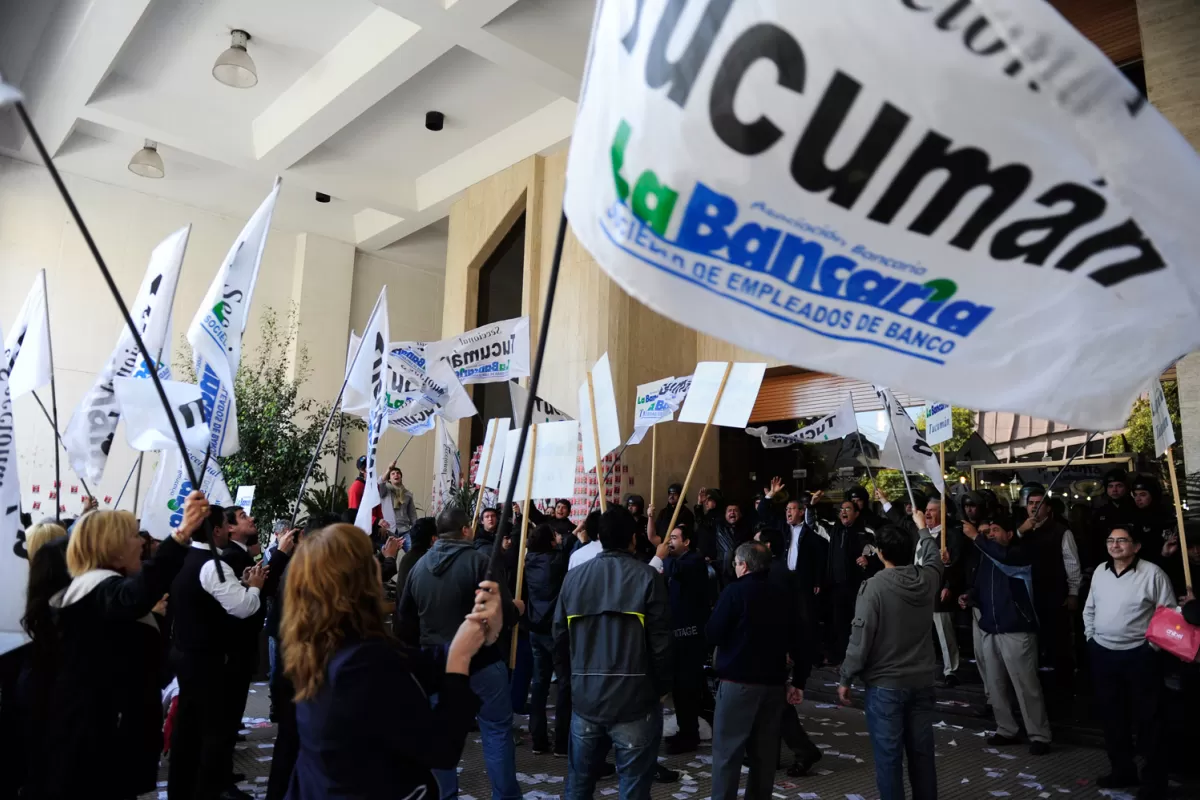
[[1051, 0, 1142, 64]]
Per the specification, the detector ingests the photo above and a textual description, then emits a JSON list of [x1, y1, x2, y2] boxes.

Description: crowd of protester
[[2, 459, 1198, 800]]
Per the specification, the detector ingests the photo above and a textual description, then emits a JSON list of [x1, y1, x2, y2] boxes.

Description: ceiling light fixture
[[213, 29, 257, 88], [128, 140, 164, 179]]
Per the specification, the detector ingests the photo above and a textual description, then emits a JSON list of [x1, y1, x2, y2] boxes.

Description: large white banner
[[877, 385, 945, 494], [746, 392, 857, 448], [346, 337, 476, 425], [3, 270, 52, 399], [140, 448, 233, 540], [0, 318, 26, 649], [427, 317, 530, 386], [563, 1, 1200, 432], [678, 362, 766, 428], [188, 179, 280, 458], [64, 225, 190, 482], [509, 380, 573, 424], [1150, 380, 1176, 458], [113, 377, 211, 453], [498, 420, 579, 502], [351, 289, 390, 533]]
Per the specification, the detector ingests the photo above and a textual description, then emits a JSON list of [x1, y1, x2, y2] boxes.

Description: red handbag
[[1145, 606, 1200, 663]]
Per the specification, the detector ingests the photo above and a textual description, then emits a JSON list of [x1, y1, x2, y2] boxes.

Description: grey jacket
[[840, 529, 944, 690]]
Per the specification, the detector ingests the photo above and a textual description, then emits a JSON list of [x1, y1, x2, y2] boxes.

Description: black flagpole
[[488, 211, 567, 582], [589, 442, 629, 512], [11, 101, 199, 487], [39, 270, 62, 521]]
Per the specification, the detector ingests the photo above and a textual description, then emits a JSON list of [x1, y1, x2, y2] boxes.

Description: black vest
[[170, 547, 230, 655]]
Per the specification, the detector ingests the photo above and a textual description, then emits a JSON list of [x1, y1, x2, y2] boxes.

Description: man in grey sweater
[[838, 509, 942, 800]]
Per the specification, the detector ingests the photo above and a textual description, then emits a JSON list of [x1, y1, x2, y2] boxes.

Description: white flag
[[563, 1, 1200, 432], [427, 317, 530, 385], [509, 381, 572, 424], [0, 317, 27, 648], [3, 270, 52, 399], [627, 375, 693, 445], [746, 393, 858, 448], [1150, 381, 1176, 458], [188, 178, 280, 457], [432, 417, 461, 514], [876, 386, 944, 494], [63, 225, 189, 482], [351, 289, 390, 533], [140, 448, 233, 540], [113, 378, 211, 452]]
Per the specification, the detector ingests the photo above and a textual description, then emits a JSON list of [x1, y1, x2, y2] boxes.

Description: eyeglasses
[[1106, 538, 1133, 546]]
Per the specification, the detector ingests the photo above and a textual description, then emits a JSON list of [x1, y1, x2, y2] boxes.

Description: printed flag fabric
[[746, 393, 858, 448], [627, 375, 692, 445], [113, 378, 210, 453], [3, 270, 52, 399], [876, 386, 945, 494], [509, 381, 573, 424], [63, 225, 190, 482], [563, 0, 1200, 431], [426, 317, 530, 386], [187, 178, 280, 457], [351, 289, 390, 533], [0, 317, 27, 648], [140, 448, 233, 540], [431, 417, 461, 515]]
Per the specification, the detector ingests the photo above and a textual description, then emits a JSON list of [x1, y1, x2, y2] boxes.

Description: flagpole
[[856, 431, 877, 488], [590, 442, 629, 512], [133, 454, 145, 515], [390, 434, 415, 469], [939, 443, 947, 552], [1043, 432, 1098, 497], [37, 271, 62, 521], [487, 211, 566, 583], [650, 424, 658, 512], [667, 362, 732, 534], [510, 423, 537, 669], [29, 390, 92, 499], [886, 417, 918, 515], [12, 101, 199, 488], [1165, 445, 1192, 593], [289, 334, 372, 526], [586, 370, 608, 512], [114, 458, 139, 509]]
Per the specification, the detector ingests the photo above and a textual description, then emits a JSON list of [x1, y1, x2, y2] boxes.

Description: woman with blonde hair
[[283, 523, 502, 800], [30, 491, 209, 800], [24, 520, 67, 561]]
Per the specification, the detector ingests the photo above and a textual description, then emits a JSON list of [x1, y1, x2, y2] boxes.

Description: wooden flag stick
[[510, 424, 538, 668], [939, 443, 947, 553], [667, 362, 732, 534], [472, 420, 498, 535], [650, 424, 658, 511], [1166, 445, 1192, 592], [586, 370, 607, 511]]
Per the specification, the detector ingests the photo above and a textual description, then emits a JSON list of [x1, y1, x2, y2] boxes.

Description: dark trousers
[[1037, 601, 1076, 703], [672, 634, 706, 740], [226, 653, 255, 737], [828, 582, 859, 664], [265, 679, 298, 800], [779, 704, 820, 762], [1090, 641, 1166, 790], [529, 631, 569, 752], [168, 650, 233, 800]]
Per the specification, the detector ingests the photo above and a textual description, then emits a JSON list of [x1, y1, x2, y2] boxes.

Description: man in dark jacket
[[554, 506, 672, 800], [662, 522, 710, 755], [397, 507, 522, 800], [964, 512, 1052, 755], [522, 524, 569, 755], [394, 517, 437, 600], [1129, 475, 1175, 566], [846, 485, 886, 531], [1092, 468, 1135, 543], [528, 499, 580, 556], [710, 499, 752, 587], [626, 494, 655, 561], [825, 499, 876, 665], [218, 505, 263, 773], [708, 542, 808, 800], [654, 482, 695, 539]]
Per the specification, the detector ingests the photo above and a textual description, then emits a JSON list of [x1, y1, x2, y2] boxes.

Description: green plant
[[1107, 381, 1181, 459], [445, 481, 479, 514], [915, 406, 977, 453], [177, 307, 366, 533], [859, 469, 934, 503], [298, 479, 350, 525]]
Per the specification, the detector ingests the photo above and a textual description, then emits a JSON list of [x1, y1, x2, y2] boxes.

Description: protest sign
[[1151, 381, 1176, 459], [427, 317, 530, 385], [925, 403, 954, 447], [64, 226, 189, 482], [475, 418, 511, 490], [627, 375, 692, 445], [499, 421, 579, 502], [509, 380, 572, 423], [235, 485, 255, 515], [578, 353, 621, 473], [563, 0, 1200, 431], [679, 363, 766, 429]]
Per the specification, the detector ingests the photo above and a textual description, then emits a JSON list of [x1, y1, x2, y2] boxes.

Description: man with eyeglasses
[[1084, 525, 1175, 800]]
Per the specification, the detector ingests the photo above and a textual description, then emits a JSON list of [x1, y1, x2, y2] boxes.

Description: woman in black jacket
[[283, 523, 502, 800], [522, 523, 568, 754], [32, 492, 207, 800]]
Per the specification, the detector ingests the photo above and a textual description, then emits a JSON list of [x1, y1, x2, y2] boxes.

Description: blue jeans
[[432, 661, 521, 800], [863, 686, 937, 800], [565, 709, 661, 800]]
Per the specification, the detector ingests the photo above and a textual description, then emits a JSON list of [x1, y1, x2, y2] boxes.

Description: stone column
[[1136, 0, 1200, 493]]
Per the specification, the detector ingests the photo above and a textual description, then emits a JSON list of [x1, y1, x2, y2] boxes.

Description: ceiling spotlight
[[128, 140, 164, 179], [425, 111, 444, 131], [213, 29, 257, 88]]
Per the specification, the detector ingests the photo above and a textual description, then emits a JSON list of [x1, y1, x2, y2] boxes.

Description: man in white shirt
[[168, 506, 267, 800], [1084, 525, 1175, 800]]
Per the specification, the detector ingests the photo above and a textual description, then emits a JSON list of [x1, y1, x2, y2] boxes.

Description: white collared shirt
[[191, 543, 260, 619]]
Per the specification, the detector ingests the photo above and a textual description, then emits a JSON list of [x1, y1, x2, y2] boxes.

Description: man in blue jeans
[[397, 507, 523, 800], [554, 506, 674, 800], [838, 509, 944, 800]]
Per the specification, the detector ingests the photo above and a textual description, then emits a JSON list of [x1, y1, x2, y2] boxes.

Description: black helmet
[[356, 455, 368, 471], [1131, 475, 1161, 500], [667, 482, 683, 496], [846, 485, 870, 505], [1102, 467, 1129, 488]]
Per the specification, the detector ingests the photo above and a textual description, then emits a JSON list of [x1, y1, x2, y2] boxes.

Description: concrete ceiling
[[0, 0, 593, 264]]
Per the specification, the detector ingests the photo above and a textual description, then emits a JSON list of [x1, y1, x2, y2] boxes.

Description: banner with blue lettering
[[187, 178, 280, 458], [426, 317, 530, 386], [746, 392, 858, 449], [350, 288, 390, 534], [627, 375, 691, 446], [564, 0, 1200, 430], [63, 226, 190, 482], [140, 447, 233, 540]]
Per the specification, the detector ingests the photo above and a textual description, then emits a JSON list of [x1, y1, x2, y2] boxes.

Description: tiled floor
[[144, 683, 1193, 800]]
